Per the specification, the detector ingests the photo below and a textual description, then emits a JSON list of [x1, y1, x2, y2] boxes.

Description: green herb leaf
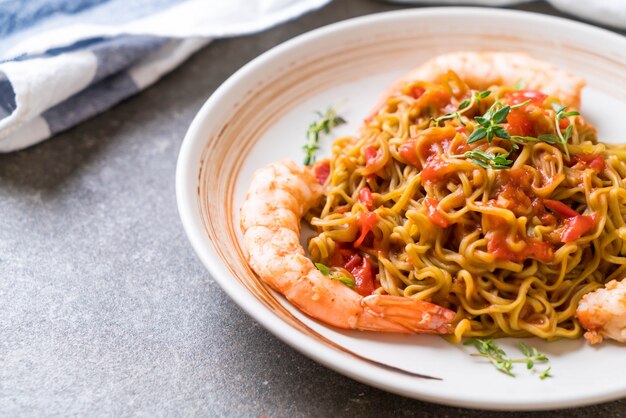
[[539, 367, 553, 380], [465, 339, 553, 379], [467, 127, 488, 144], [331, 276, 356, 287], [458, 99, 471, 110], [551, 102, 567, 114], [464, 150, 513, 170], [315, 263, 331, 276], [537, 133, 559, 144], [492, 125, 511, 140], [492, 105, 511, 124], [303, 106, 346, 166], [518, 342, 531, 357], [476, 90, 492, 99], [315, 262, 355, 287], [474, 116, 491, 127]]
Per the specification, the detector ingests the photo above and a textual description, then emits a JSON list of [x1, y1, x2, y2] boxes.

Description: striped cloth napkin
[[0, 0, 330, 152]]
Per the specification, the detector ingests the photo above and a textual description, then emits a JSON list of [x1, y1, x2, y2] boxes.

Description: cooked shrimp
[[576, 280, 626, 344], [241, 160, 455, 333], [389, 52, 584, 108]]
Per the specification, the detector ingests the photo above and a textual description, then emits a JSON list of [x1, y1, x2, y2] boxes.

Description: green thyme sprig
[[314, 262, 355, 287], [551, 102, 580, 159], [303, 107, 346, 166], [467, 99, 530, 144], [464, 150, 513, 170], [464, 338, 552, 379], [431, 90, 492, 127]]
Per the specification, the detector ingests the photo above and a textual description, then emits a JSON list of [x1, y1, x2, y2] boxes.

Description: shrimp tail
[[359, 295, 455, 334]]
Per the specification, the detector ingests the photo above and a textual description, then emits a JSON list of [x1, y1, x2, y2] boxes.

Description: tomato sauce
[[313, 161, 330, 185], [359, 187, 374, 209], [331, 247, 377, 296], [487, 230, 553, 263], [424, 197, 450, 228], [504, 90, 547, 106], [544, 199, 596, 243], [502, 90, 548, 137], [570, 154, 605, 172], [486, 168, 555, 262], [354, 211, 377, 248]]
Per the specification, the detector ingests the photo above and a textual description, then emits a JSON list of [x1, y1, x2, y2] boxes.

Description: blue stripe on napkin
[[0, 73, 16, 120], [42, 71, 138, 134]]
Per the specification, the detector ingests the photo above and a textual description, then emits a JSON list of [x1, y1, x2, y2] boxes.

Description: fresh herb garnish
[[303, 107, 346, 166], [464, 338, 514, 376], [315, 262, 355, 287], [464, 338, 552, 379], [464, 150, 513, 170], [431, 90, 491, 126], [518, 342, 549, 370], [314, 262, 331, 275], [538, 366, 553, 380], [551, 102, 579, 159]]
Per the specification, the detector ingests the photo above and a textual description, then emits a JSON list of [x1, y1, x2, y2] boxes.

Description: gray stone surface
[[1, 0, 624, 416]]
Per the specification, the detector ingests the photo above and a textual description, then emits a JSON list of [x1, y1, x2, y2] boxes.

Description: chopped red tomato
[[495, 168, 534, 216], [421, 157, 456, 184], [334, 250, 376, 296], [570, 154, 605, 172], [544, 199, 579, 218], [350, 256, 376, 296], [359, 187, 374, 209], [544, 199, 596, 242], [354, 211, 377, 247], [559, 118, 569, 130], [505, 108, 534, 137], [424, 197, 450, 228], [487, 231, 553, 263], [502, 90, 547, 137], [504, 90, 547, 106], [455, 125, 466, 133], [409, 86, 425, 99], [344, 253, 361, 271], [313, 161, 330, 185], [365, 146, 378, 165], [398, 139, 420, 166], [561, 215, 595, 243]]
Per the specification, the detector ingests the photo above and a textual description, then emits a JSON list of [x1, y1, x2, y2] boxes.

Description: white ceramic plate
[[176, 8, 626, 410]]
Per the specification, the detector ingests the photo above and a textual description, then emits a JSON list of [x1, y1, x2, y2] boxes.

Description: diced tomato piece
[[589, 156, 605, 171], [505, 108, 534, 137], [455, 125, 466, 133], [571, 154, 605, 172], [409, 86, 425, 99], [559, 118, 569, 129], [365, 146, 378, 166], [359, 187, 374, 209], [487, 231, 553, 263], [544, 199, 579, 218], [313, 161, 330, 185], [354, 212, 377, 248], [421, 157, 455, 183], [561, 215, 595, 243], [504, 90, 547, 106], [424, 197, 449, 228], [398, 139, 419, 166], [344, 253, 362, 272], [350, 256, 376, 296]]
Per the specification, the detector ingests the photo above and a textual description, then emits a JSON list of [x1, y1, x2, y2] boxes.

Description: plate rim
[[176, 7, 626, 410]]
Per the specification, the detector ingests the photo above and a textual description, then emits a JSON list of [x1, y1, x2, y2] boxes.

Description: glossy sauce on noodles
[[306, 72, 626, 341]]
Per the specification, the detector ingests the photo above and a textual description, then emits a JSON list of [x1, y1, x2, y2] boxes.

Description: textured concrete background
[[1, 0, 624, 416]]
